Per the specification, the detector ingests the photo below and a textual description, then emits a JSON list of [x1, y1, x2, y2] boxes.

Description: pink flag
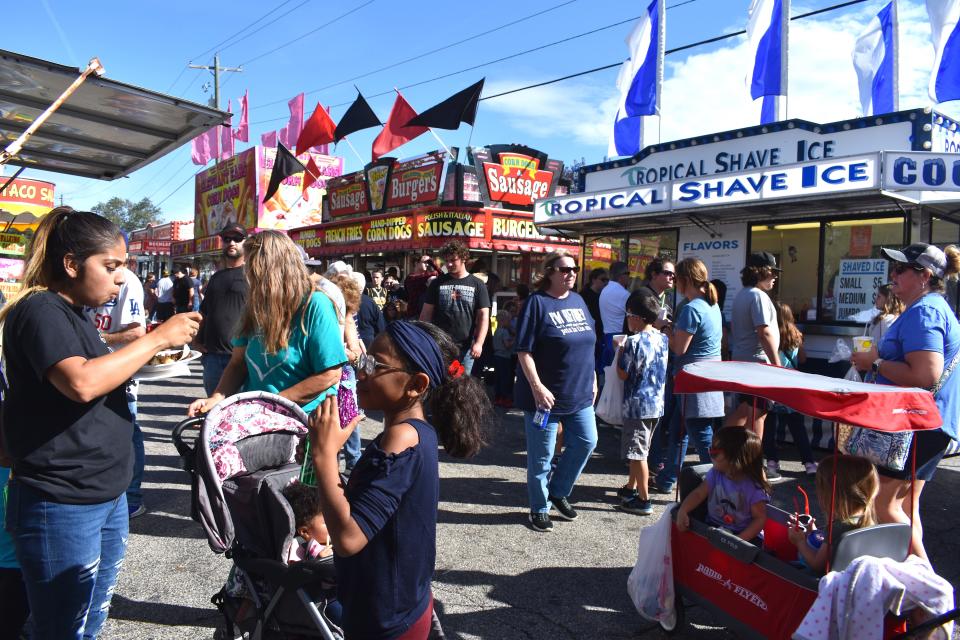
[[282, 93, 304, 150], [232, 90, 249, 142], [261, 130, 277, 147], [190, 133, 211, 165], [220, 100, 235, 160]]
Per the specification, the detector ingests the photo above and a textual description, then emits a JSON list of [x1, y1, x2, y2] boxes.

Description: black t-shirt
[[2, 291, 132, 504], [424, 273, 490, 347], [198, 266, 248, 354], [172, 275, 193, 308], [580, 286, 604, 340], [357, 294, 385, 348]]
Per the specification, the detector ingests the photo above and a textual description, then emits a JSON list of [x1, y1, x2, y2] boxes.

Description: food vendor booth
[[173, 146, 343, 271], [534, 108, 960, 367], [288, 144, 579, 286]]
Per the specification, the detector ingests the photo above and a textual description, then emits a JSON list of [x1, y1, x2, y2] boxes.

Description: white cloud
[[483, 0, 960, 155]]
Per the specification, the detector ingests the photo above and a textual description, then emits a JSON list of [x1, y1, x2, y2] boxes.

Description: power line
[[145, 159, 195, 202], [250, 0, 583, 110], [155, 170, 197, 208], [192, 0, 307, 60], [236, 0, 378, 68]]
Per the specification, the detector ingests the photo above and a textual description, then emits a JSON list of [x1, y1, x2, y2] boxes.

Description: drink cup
[[612, 334, 627, 348], [853, 336, 874, 353]]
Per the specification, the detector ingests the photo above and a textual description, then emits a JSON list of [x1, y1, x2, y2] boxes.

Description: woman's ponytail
[[406, 321, 492, 458]]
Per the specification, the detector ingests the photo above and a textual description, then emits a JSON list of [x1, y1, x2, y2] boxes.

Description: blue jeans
[[524, 405, 598, 513], [126, 386, 144, 510], [6, 479, 128, 639], [655, 396, 715, 490], [343, 425, 362, 470], [202, 353, 233, 396]]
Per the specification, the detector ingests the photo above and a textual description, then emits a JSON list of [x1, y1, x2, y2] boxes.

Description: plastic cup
[[853, 336, 874, 353], [612, 334, 627, 348]]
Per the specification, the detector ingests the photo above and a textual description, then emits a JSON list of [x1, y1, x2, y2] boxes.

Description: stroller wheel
[[658, 596, 685, 635]]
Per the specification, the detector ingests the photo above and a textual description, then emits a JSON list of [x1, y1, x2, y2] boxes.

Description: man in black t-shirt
[[196, 223, 248, 395], [171, 266, 194, 314], [420, 240, 490, 375]]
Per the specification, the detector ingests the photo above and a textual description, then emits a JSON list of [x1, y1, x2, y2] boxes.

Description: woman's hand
[[850, 344, 879, 372], [532, 383, 555, 411], [307, 395, 358, 459], [152, 312, 202, 350], [188, 393, 224, 417]]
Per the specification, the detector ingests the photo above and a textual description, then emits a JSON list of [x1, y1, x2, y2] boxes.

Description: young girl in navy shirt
[[308, 320, 492, 639]]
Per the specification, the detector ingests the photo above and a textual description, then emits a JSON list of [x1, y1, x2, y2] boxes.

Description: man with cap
[[598, 261, 632, 369], [195, 223, 248, 395], [726, 252, 782, 466]]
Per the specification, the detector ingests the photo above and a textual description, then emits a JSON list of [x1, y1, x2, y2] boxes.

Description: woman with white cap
[[852, 242, 960, 559]]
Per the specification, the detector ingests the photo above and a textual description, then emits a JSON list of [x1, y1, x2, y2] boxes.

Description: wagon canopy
[[674, 361, 941, 432]]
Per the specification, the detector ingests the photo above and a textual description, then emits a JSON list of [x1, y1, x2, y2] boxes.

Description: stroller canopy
[[674, 361, 941, 432]]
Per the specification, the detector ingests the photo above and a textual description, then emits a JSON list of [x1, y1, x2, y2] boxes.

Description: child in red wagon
[[676, 427, 771, 542]]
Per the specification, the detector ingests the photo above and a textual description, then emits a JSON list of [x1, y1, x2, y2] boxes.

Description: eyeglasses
[[551, 265, 580, 275], [357, 352, 410, 376], [221, 236, 244, 244], [892, 263, 924, 275], [660, 270, 676, 278], [625, 311, 640, 318]]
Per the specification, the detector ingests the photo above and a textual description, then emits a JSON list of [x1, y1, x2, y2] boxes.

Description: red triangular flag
[[372, 93, 428, 161], [302, 156, 321, 201], [232, 90, 249, 142], [296, 103, 336, 153]]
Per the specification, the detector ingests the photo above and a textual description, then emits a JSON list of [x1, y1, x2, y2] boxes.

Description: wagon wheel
[[659, 596, 686, 636]]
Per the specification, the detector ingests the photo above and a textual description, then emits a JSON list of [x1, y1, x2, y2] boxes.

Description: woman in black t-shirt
[[0, 208, 200, 639]]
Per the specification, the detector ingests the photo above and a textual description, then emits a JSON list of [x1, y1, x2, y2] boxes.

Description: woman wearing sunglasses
[[851, 242, 960, 560], [515, 250, 598, 532]]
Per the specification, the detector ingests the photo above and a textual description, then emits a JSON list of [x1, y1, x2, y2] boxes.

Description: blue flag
[[853, 1, 899, 116], [928, 0, 960, 102], [609, 0, 664, 157], [746, 0, 789, 123]]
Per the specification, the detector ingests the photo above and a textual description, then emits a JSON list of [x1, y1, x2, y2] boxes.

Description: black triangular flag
[[404, 78, 484, 130], [334, 92, 382, 143], [263, 143, 306, 204]]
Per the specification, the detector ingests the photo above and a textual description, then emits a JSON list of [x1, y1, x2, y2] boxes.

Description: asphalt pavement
[[100, 364, 960, 639]]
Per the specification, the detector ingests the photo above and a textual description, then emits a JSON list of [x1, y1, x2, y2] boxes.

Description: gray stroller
[[172, 391, 342, 640]]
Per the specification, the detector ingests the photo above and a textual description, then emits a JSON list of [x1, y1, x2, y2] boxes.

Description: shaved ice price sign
[[835, 259, 888, 320]]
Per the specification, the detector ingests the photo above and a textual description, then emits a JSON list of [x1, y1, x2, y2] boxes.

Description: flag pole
[[394, 87, 451, 155], [342, 137, 366, 165]]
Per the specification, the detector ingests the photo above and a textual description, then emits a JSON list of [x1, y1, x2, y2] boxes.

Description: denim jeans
[[6, 479, 128, 640], [126, 385, 144, 511], [763, 410, 816, 464], [342, 424, 362, 470], [524, 405, 598, 513], [655, 396, 714, 490], [202, 353, 233, 397]]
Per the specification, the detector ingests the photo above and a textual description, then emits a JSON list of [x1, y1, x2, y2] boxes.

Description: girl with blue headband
[[307, 320, 492, 639]]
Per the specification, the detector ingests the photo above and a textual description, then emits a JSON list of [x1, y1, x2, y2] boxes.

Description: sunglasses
[[221, 236, 245, 243], [891, 263, 924, 275], [550, 265, 580, 275], [660, 270, 676, 278], [356, 352, 411, 377]]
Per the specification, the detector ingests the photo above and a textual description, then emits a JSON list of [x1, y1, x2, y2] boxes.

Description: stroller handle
[[171, 416, 204, 469]]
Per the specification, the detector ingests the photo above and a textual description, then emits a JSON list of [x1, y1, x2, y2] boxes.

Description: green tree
[[91, 197, 161, 232]]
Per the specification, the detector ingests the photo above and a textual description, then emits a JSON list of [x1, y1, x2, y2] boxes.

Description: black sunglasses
[[892, 263, 924, 275], [220, 235, 245, 243], [550, 265, 580, 275]]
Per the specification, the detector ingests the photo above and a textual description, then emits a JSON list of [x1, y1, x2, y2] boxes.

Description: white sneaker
[[804, 462, 819, 475], [765, 460, 783, 481]]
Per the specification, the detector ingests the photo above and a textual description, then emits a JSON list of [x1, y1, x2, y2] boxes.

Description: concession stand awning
[[0, 49, 227, 180], [532, 108, 960, 364]]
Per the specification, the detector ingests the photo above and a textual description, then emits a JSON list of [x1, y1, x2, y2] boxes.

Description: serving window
[[582, 232, 677, 291], [751, 215, 906, 324]]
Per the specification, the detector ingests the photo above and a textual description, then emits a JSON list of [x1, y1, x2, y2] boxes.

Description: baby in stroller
[[173, 391, 344, 640]]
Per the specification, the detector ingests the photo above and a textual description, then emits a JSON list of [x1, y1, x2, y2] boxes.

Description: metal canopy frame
[[0, 49, 228, 180]]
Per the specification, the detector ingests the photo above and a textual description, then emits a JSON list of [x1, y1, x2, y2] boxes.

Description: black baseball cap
[[746, 251, 781, 272], [881, 243, 947, 278], [218, 222, 247, 239]]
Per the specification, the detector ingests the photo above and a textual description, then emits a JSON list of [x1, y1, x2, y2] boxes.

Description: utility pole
[[188, 53, 242, 110]]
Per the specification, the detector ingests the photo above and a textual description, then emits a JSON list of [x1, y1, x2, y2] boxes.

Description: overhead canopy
[[0, 49, 228, 180]]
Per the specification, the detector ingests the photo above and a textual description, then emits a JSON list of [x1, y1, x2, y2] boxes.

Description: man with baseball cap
[[195, 223, 248, 395], [726, 252, 782, 473]]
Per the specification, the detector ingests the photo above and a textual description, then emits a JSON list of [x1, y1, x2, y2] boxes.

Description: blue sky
[[2, 0, 952, 225]]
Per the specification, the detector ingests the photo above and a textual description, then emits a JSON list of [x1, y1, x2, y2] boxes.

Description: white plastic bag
[[828, 338, 852, 363], [627, 508, 675, 625], [595, 365, 624, 426]]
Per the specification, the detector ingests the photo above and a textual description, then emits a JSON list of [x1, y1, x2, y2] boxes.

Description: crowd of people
[[1, 204, 959, 638]]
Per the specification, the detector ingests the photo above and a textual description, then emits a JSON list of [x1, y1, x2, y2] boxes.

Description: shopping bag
[[595, 364, 624, 426], [627, 508, 675, 625]]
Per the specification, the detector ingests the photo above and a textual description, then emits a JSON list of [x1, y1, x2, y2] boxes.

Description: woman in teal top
[[189, 231, 346, 416]]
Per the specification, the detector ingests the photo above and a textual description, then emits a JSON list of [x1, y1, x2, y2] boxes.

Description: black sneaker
[[529, 512, 553, 532], [548, 495, 578, 521], [618, 497, 654, 516], [617, 486, 639, 501]]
